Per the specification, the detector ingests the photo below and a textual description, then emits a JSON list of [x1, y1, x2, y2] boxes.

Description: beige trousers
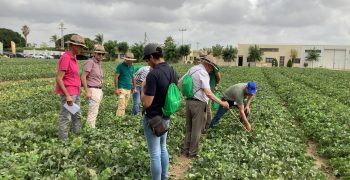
[[116, 88, 131, 116], [87, 88, 103, 128]]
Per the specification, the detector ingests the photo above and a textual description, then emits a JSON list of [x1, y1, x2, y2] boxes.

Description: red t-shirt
[[55, 51, 81, 95]]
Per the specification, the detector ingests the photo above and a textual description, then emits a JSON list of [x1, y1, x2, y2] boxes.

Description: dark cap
[[143, 43, 163, 59]]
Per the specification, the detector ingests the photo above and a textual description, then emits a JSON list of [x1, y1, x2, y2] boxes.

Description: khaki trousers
[[87, 88, 103, 128], [116, 88, 131, 116]]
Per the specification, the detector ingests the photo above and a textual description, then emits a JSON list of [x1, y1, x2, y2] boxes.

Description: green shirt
[[116, 63, 134, 90], [134, 65, 143, 73], [223, 83, 247, 106], [209, 67, 220, 91]]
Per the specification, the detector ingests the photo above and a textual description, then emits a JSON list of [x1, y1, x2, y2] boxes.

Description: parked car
[[3, 52, 15, 58], [33, 54, 45, 59], [45, 55, 55, 59], [15, 53, 25, 58]]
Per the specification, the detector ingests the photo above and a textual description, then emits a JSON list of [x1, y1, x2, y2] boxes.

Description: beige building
[[237, 44, 350, 70]]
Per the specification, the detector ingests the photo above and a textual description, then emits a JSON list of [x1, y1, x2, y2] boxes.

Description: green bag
[[162, 83, 182, 117], [212, 91, 221, 109], [181, 69, 200, 98]]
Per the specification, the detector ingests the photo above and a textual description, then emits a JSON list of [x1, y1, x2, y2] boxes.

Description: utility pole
[[144, 32, 149, 45], [179, 28, 187, 46], [59, 20, 66, 50], [196, 42, 200, 50]]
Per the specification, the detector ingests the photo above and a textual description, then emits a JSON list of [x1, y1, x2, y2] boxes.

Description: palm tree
[[247, 44, 264, 66], [95, 34, 104, 45], [50, 35, 58, 48], [305, 47, 321, 68], [290, 49, 298, 63], [21, 25, 30, 47]]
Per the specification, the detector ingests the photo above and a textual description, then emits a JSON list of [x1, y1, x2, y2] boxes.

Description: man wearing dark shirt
[[141, 43, 177, 180]]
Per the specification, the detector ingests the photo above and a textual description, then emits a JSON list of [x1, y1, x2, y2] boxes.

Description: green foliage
[[212, 44, 223, 57], [290, 49, 298, 62], [130, 43, 144, 62], [164, 36, 180, 63], [55, 33, 77, 49], [222, 45, 238, 62], [94, 34, 104, 45], [103, 40, 118, 60], [0, 28, 26, 48], [50, 35, 59, 48], [178, 45, 191, 58], [248, 44, 264, 62], [287, 59, 293, 67], [305, 47, 321, 67], [272, 58, 278, 67], [85, 38, 96, 53], [117, 42, 129, 55], [304, 62, 309, 68], [21, 25, 30, 47]]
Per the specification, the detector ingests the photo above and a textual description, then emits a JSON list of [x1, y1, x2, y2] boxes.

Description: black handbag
[[148, 115, 169, 137]]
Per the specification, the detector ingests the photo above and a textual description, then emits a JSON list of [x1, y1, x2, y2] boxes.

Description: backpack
[[181, 69, 201, 98], [159, 67, 182, 117]]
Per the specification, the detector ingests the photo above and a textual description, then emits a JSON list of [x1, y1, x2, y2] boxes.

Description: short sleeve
[[83, 60, 93, 73], [144, 72, 157, 96], [58, 55, 70, 71], [115, 64, 121, 73]]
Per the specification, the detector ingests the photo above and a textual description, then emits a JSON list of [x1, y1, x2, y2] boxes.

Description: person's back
[[223, 83, 246, 105]]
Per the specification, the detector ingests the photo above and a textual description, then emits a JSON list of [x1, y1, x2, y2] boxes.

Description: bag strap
[[187, 69, 202, 95]]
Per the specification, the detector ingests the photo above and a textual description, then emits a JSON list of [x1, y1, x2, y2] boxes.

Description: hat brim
[[65, 41, 87, 48], [123, 57, 137, 61], [201, 58, 219, 71], [94, 50, 106, 54]]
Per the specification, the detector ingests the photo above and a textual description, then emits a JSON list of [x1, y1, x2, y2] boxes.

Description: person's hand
[[66, 95, 73, 106], [114, 88, 121, 95], [245, 123, 252, 132], [215, 85, 218, 91], [221, 101, 229, 109], [85, 89, 92, 99], [244, 106, 251, 115], [133, 88, 137, 94]]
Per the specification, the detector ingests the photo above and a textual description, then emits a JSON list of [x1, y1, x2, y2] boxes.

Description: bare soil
[[169, 154, 192, 180]]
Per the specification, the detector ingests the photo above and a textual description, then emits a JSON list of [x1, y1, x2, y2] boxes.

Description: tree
[[290, 49, 298, 63], [21, 25, 30, 47], [50, 35, 59, 48], [305, 47, 321, 68], [247, 44, 264, 62], [163, 36, 180, 63], [130, 42, 144, 62], [103, 40, 118, 60], [95, 34, 104, 45], [40, 42, 48, 49], [56, 33, 77, 49], [0, 28, 25, 48], [212, 44, 223, 57], [287, 59, 293, 67], [272, 58, 278, 67], [178, 44, 191, 60], [222, 45, 238, 62], [85, 38, 96, 53], [117, 42, 129, 55]]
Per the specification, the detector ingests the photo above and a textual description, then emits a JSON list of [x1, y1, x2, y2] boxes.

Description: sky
[[1, 0, 350, 49]]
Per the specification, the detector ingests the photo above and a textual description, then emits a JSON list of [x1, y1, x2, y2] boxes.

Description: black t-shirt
[[144, 62, 178, 118]]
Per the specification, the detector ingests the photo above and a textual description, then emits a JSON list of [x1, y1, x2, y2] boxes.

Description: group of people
[[55, 34, 257, 180]]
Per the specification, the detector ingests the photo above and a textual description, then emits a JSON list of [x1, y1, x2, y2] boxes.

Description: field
[[0, 58, 349, 179]]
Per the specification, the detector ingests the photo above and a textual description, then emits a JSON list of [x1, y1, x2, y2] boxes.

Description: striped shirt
[[134, 66, 151, 86], [181, 64, 210, 103]]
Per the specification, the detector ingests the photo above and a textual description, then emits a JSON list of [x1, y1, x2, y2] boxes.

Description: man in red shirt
[[56, 34, 86, 140]]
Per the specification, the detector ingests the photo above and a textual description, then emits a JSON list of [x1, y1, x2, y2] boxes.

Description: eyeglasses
[[97, 53, 105, 56]]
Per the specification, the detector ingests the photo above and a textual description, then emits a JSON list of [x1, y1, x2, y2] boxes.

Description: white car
[[45, 55, 54, 59], [33, 54, 45, 59]]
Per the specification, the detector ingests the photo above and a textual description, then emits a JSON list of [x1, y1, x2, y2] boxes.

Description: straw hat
[[123, 52, 136, 61], [200, 55, 219, 71], [65, 34, 87, 48], [94, 44, 106, 53]]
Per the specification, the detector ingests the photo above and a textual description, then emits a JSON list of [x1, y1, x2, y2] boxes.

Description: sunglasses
[[97, 53, 105, 56]]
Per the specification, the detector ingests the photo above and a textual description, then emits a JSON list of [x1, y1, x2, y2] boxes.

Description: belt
[[88, 86, 102, 89], [186, 97, 202, 102]]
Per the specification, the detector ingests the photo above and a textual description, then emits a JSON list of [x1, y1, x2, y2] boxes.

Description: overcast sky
[[1, 0, 350, 49]]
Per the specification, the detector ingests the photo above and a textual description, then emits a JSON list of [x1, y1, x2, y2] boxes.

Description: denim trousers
[[59, 95, 81, 139], [132, 86, 142, 115], [142, 115, 169, 180]]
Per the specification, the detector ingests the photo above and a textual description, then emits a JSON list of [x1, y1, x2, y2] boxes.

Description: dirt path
[[169, 154, 192, 180], [0, 77, 54, 85], [306, 141, 337, 180]]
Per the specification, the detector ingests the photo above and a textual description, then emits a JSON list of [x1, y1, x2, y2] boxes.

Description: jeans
[[132, 86, 142, 115], [143, 115, 169, 180], [59, 95, 81, 139]]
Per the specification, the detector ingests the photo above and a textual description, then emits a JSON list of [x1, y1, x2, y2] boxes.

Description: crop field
[[0, 59, 349, 179]]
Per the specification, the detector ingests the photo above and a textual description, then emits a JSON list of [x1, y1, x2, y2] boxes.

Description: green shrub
[[287, 59, 293, 67]]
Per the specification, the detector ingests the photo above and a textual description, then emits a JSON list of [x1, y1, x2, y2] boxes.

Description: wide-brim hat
[[200, 55, 219, 71], [94, 44, 106, 53], [123, 52, 136, 61], [65, 34, 87, 48]]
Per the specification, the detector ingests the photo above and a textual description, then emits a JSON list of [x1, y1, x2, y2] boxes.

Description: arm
[[244, 95, 254, 114], [141, 80, 154, 108], [81, 71, 91, 99], [177, 80, 183, 92], [132, 74, 137, 93], [56, 71, 73, 105], [114, 73, 121, 95], [238, 104, 251, 131], [203, 88, 229, 109]]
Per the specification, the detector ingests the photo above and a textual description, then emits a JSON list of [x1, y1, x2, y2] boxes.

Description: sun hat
[[247, 81, 257, 95], [123, 52, 136, 61], [94, 44, 106, 53], [143, 43, 163, 59], [200, 55, 219, 71], [65, 34, 87, 48]]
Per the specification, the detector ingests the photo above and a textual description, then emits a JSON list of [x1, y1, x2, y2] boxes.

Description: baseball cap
[[247, 81, 257, 95], [143, 43, 162, 59]]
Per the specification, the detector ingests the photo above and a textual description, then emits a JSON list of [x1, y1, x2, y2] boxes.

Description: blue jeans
[[142, 115, 169, 180], [133, 86, 142, 115]]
